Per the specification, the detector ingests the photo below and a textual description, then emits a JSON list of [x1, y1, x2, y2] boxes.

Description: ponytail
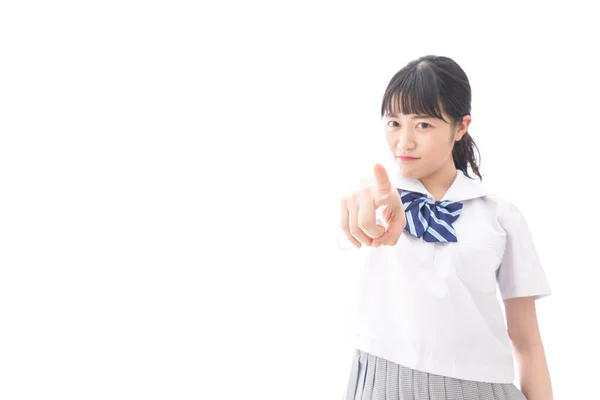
[[452, 129, 482, 181]]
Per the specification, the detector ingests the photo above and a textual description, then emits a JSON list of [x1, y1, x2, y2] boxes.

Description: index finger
[[373, 163, 392, 199]]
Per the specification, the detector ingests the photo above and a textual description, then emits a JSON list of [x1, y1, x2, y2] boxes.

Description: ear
[[454, 114, 472, 141]]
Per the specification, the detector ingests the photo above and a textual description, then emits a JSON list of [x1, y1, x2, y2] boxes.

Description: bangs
[[381, 63, 448, 123]]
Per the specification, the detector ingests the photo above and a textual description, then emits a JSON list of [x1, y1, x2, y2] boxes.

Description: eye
[[386, 120, 399, 128], [417, 122, 431, 129]]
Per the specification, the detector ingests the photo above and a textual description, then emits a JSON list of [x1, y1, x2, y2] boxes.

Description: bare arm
[[504, 296, 553, 400]]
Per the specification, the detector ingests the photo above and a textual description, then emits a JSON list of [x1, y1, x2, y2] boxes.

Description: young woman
[[339, 55, 553, 399]]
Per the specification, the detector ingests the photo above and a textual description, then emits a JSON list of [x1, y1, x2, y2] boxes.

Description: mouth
[[396, 156, 419, 162]]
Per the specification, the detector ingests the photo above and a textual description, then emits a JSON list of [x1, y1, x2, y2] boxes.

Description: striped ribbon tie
[[399, 189, 464, 243]]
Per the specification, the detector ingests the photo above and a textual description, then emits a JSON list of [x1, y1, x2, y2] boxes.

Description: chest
[[371, 199, 507, 295]]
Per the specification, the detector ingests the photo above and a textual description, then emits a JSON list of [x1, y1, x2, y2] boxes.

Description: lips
[[397, 156, 419, 161]]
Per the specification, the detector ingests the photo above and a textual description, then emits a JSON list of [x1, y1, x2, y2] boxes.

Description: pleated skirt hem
[[344, 349, 527, 400]]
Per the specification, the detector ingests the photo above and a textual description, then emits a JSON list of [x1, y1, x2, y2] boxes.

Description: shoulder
[[481, 193, 528, 228], [481, 192, 516, 209]]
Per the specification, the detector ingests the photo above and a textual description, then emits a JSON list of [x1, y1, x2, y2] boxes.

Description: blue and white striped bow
[[399, 189, 463, 243]]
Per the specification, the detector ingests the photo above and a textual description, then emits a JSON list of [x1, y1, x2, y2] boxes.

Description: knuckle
[[357, 217, 369, 231], [349, 225, 359, 236]]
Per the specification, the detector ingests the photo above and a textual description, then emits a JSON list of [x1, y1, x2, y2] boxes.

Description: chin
[[397, 166, 421, 180]]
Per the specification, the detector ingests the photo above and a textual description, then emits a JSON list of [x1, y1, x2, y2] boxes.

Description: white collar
[[390, 169, 487, 202]]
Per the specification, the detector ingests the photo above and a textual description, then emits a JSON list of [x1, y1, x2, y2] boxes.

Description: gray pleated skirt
[[344, 349, 527, 400]]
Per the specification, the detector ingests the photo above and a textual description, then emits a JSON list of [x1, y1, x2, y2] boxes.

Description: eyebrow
[[385, 113, 434, 119]]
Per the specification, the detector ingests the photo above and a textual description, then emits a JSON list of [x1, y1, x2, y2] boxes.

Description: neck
[[419, 162, 458, 201]]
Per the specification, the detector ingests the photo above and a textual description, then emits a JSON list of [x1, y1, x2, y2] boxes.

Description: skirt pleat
[[344, 349, 527, 400]]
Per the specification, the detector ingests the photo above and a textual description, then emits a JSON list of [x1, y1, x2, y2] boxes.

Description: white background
[[1, 1, 598, 399]]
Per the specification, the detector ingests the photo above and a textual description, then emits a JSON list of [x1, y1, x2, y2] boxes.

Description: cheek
[[423, 135, 452, 156], [385, 135, 397, 150]]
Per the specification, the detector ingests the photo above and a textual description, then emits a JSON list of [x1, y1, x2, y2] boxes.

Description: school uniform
[[339, 169, 552, 400]]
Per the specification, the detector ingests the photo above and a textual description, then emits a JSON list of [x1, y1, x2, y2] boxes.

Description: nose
[[395, 128, 416, 150]]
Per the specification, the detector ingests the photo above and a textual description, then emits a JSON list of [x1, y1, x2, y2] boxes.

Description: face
[[383, 109, 471, 179]]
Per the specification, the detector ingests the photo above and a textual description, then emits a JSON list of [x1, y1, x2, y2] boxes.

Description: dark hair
[[380, 55, 482, 181]]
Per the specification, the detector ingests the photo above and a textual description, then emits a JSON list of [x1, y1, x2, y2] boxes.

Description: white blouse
[[338, 169, 552, 383]]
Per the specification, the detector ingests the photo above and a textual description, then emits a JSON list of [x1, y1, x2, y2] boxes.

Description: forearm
[[514, 344, 553, 400]]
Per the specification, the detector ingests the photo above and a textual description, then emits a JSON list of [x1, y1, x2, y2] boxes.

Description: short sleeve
[[496, 200, 552, 301]]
